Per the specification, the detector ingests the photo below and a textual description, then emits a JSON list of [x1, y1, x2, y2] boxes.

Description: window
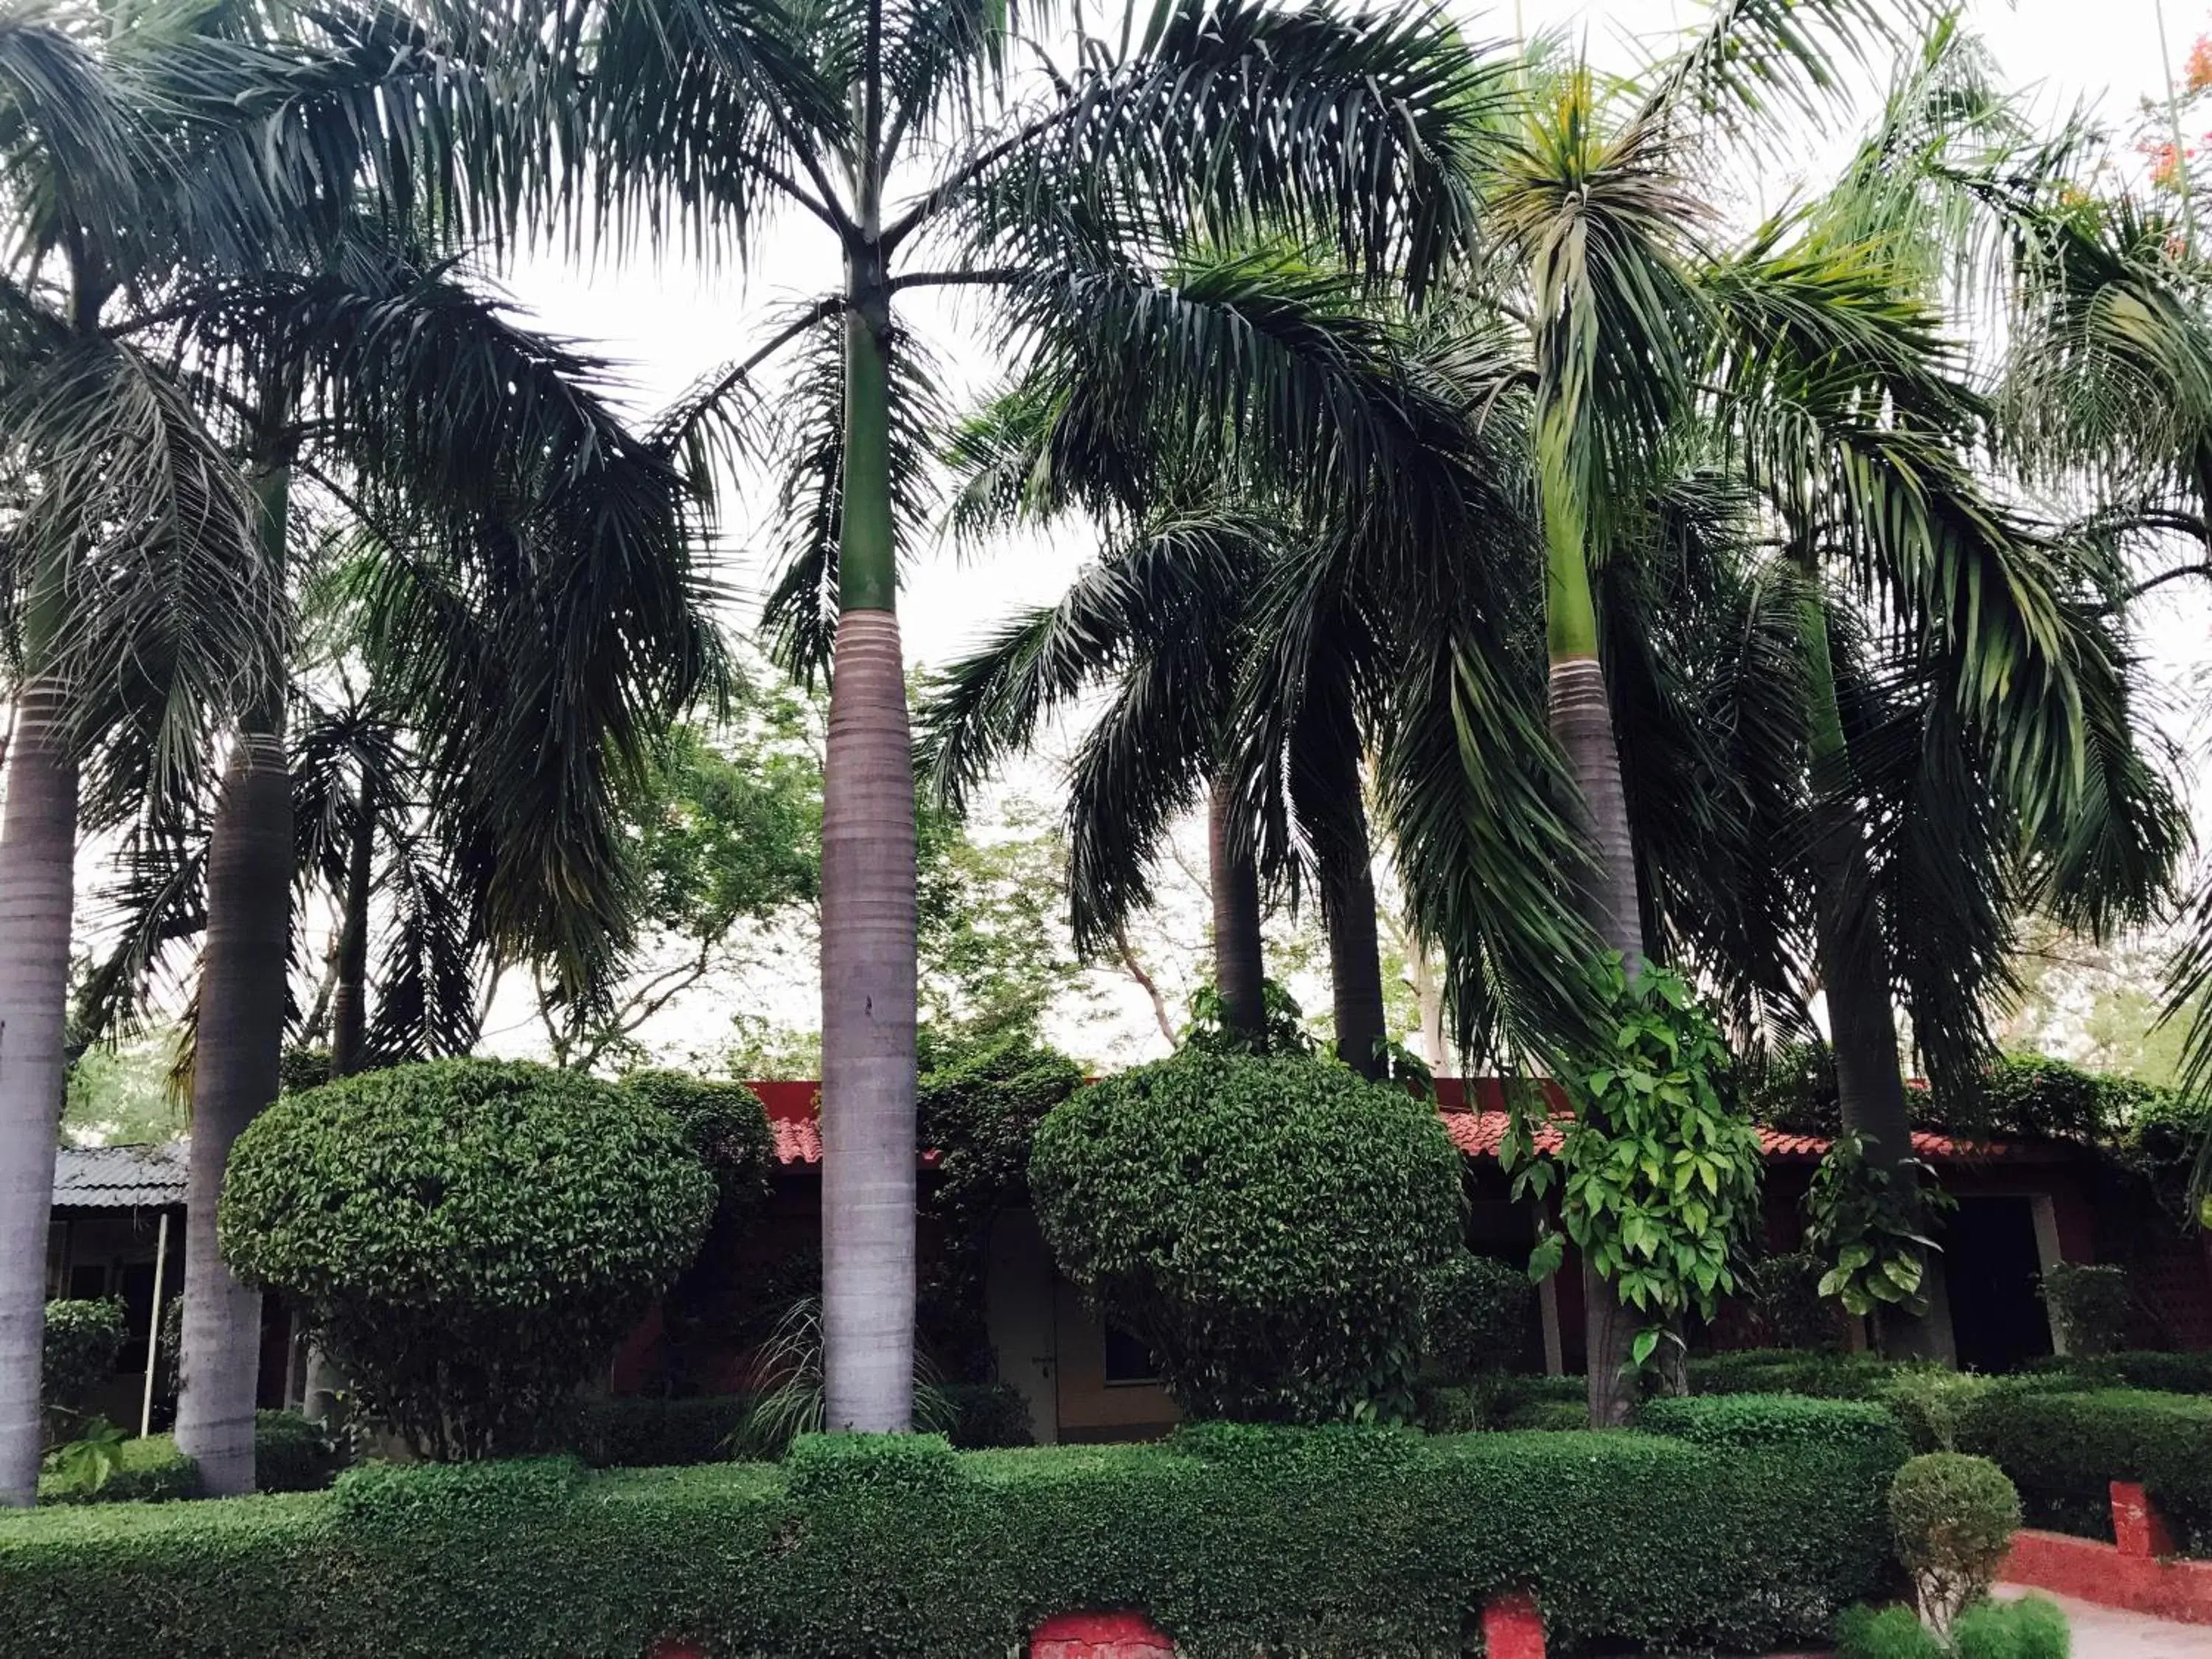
[[1101, 1323, 1160, 1386]]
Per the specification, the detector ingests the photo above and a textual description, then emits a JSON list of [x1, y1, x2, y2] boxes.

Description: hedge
[[0, 1399, 1905, 1659], [37, 1413, 340, 1505], [1954, 1385, 2212, 1550]]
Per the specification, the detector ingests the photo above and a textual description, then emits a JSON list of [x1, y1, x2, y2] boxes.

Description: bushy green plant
[[1419, 1253, 1532, 1379], [251, 1411, 344, 1494], [1955, 1385, 2212, 1548], [1750, 1251, 1843, 1350], [1742, 1041, 1843, 1135], [937, 1382, 1034, 1450], [1804, 1130, 1954, 1318], [617, 1068, 775, 1393], [1877, 1368, 1997, 1454], [0, 1401, 1908, 1659], [35, 1433, 198, 1506], [731, 1298, 953, 1458], [1836, 1602, 1944, 1659], [1029, 1051, 1461, 1424], [916, 1029, 1083, 1379], [617, 1070, 776, 1203], [1947, 1594, 2067, 1659], [1178, 978, 1315, 1057], [2039, 1262, 2129, 1357], [39, 1300, 124, 1430], [1966, 1054, 2124, 1141], [1889, 1454, 2022, 1632], [1515, 960, 1764, 1374], [220, 1058, 716, 1461]]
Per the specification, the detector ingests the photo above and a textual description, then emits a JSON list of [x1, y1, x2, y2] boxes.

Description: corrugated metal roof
[[52, 1141, 188, 1208]]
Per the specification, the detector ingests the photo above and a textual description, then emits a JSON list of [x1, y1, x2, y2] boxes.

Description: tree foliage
[[1029, 1051, 1460, 1423], [219, 1059, 714, 1458]]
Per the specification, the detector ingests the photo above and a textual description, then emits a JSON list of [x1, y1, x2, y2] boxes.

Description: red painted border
[[2003, 1528, 2212, 1625]]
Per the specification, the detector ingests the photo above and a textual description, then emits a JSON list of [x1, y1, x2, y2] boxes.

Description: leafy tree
[[369, 0, 1507, 1430]]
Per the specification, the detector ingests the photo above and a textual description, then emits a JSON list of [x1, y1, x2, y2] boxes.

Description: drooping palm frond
[[0, 333, 282, 831], [917, 504, 1273, 817], [759, 313, 946, 684], [0, 0, 153, 265], [364, 819, 487, 1064], [1634, 0, 1919, 153]]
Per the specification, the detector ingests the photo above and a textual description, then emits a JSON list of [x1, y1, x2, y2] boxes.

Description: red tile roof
[[745, 1079, 2059, 1169]]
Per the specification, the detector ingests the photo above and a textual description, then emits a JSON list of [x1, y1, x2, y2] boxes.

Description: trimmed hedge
[[0, 1399, 1905, 1658], [37, 1413, 340, 1505], [1955, 1385, 2212, 1549]]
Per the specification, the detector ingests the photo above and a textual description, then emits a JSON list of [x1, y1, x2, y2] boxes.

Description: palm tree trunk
[[1545, 496, 1644, 1427], [1206, 776, 1267, 1046], [0, 672, 80, 1506], [1311, 733, 1387, 1081], [1798, 591, 1940, 1359], [175, 456, 293, 1496], [329, 773, 374, 1079], [819, 262, 919, 1433]]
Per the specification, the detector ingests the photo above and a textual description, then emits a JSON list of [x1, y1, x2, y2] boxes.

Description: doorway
[[1946, 1196, 2055, 1373]]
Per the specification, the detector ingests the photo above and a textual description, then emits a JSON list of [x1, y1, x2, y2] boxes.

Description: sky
[[475, 0, 2212, 1068]]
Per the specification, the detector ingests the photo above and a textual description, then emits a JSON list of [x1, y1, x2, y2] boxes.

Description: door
[[1946, 1196, 2055, 1374]]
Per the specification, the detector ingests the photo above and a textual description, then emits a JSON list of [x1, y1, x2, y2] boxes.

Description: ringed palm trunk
[[1543, 473, 1644, 1427], [328, 773, 374, 1079], [1310, 726, 1387, 1082], [1206, 775, 1267, 1047], [174, 464, 293, 1495], [819, 258, 920, 1433], [302, 772, 373, 1427], [0, 664, 82, 1506], [1797, 591, 1940, 1360]]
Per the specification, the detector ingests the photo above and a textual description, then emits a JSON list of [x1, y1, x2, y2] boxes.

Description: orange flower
[[2189, 34, 2212, 94]]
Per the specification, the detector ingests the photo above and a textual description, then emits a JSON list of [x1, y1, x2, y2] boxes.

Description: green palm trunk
[[818, 254, 921, 1432], [1795, 586, 1940, 1359], [1539, 431, 1645, 1427], [174, 455, 295, 1495]]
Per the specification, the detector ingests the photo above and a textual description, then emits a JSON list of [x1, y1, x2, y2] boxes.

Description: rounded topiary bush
[[41, 1298, 125, 1428], [1027, 1051, 1461, 1424], [1888, 1452, 2022, 1632], [618, 1069, 776, 1207], [220, 1058, 715, 1460], [1420, 1252, 1532, 1380]]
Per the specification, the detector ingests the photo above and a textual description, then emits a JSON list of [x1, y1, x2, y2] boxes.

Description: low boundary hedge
[[1955, 1387, 2212, 1550], [0, 1398, 1902, 1659]]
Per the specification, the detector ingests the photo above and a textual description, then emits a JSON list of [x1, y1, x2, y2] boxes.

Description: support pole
[[139, 1210, 170, 1439]]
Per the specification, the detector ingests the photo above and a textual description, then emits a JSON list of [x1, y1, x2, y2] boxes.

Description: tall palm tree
[[389, 0, 1509, 1428], [0, 1, 286, 1508]]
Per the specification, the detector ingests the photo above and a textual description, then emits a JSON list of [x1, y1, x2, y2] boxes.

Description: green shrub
[[1644, 1391, 1908, 1458], [917, 1031, 1083, 1380], [1834, 1603, 1944, 1659], [617, 1070, 775, 1393], [1955, 1385, 2212, 1549], [2081, 1349, 2212, 1394], [1966, 1054, 2123, 1141], [37, 1413, 346, 1505], [1689, 1348, 1904, 1401], [2040, 1262, 2129, 1357], [568, 1395, 755, 1469], [937, 1382, 1034, 1450], [39, 1301, 124, 1427], [1888, 1454, 2020, 1631], [1419, 1253, 1532, 1379], [0, 1402, 1908, 1659], [220, 1058, 717, 1461], [251, 1411, 343, 1494], [1834, 1596, 2072, 1659], [1948, 1594, 2068, 1659], [1877, 1368, 1998, 1454], [36, 1435, 198, 1506], [1029, 1051, 1461, 1424], [1748, 1251, 1844, 1350]]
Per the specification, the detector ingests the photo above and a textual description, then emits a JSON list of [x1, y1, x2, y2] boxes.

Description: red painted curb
[[2003, 1528, 2212, 1625], [1031, 1611, 1177, 1658]]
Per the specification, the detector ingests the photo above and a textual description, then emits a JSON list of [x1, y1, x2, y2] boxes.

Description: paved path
[[1994, 1585, 2212, 1656]]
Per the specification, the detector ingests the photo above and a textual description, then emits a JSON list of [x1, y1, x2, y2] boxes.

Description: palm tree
[[0, 1, 286, 1509], [385, 0, 1509, 1428]]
